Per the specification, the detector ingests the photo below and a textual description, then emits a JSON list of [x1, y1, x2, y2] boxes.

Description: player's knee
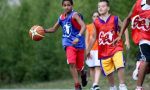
[[69, 63, 76, 68]]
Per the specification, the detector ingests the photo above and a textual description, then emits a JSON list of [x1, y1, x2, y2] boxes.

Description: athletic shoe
[[135, 87, 144, 90], [109, 86, 117, 90], [81, 70, 88, 87], [91, 85, 100, 90], [132, 61, 141, 80], [75, 83, 82, 90], [119, 84, 128, 90]]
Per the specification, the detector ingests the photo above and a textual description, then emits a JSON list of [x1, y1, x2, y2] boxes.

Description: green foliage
[[0, 0, 137, 84]]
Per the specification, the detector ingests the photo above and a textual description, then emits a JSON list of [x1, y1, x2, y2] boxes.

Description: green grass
[[0, 71, 149, 90]]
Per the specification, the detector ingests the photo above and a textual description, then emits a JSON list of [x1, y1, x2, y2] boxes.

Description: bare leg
[[107, 73, 115, 87], [89, 67, 95, 83], [137, 61, 148, 86], [94, 67, 101, 85], [118, 67, 125, 84], [70, 64, 80, 84]]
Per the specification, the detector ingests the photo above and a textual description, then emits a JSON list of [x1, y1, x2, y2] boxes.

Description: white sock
[[119, 83, 126, 86], [93, 83, 98, 86], [136, 86, 143, 89]]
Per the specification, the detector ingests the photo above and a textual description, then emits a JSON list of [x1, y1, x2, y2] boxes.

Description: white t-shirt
[[139, 0, 150, 45]]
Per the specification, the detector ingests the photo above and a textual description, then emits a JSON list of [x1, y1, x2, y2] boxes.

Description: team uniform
[[131, 0, 150, 82], [86, 23, 100, 67], [58, 10, 85, 71], [94, 15, 125, 76], [131, 0, 150, 62]]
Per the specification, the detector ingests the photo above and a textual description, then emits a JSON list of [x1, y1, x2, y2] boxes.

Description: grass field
[[0, 70, 149, 90]]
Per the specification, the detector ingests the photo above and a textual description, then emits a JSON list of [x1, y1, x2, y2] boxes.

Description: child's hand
[[112, 35, 121, 46], [125, 40, 130, 50], [72, 34, 81, 45], [72, 38, 79, 45], [87, 52, 92, 59]]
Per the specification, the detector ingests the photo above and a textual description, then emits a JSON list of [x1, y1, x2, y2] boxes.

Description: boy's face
[[98, 2, 109, 15], [62, 1, 73, 13], [92, 13, 99, 21]]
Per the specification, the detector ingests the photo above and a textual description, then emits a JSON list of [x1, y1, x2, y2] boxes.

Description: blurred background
[[0, 0, 149, 89]]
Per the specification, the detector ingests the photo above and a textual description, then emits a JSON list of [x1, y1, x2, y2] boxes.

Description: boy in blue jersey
[[44, 0, 87, 90]]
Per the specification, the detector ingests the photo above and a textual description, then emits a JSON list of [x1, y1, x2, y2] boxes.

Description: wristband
[[76, 34, 82, 39]]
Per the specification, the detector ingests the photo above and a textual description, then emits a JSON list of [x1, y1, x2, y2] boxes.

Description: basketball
[[29, 25, 45, 41]]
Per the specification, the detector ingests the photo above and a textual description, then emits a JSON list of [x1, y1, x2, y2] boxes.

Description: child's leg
[[136, 44, 150, 89], [89, 67, 95, 83], [113, 51, 128, 90], [94, 66, 101, 85], [107, 73, 115, 87], [85, 51, 95, 83], [113, 51, 126, 84], [66, 46, 81, 88], [70, 64, 80, 84], [137, 61, 148, 87], [77, 49, 87, 87], [117, 68, 125, 84], [100, 58, 116, 88], [93, 50, 101, 86]]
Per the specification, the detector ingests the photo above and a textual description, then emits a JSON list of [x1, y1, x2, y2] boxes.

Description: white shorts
[[86, 50, 100, 67]]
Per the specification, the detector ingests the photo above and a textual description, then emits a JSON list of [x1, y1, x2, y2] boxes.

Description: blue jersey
[[58, 10, 85, 49]]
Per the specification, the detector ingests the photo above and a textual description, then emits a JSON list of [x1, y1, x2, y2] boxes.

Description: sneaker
[[135, 87, 144, 90], [109, 86, 117, 90], [119, 84, 128, 90], [81, 70, 88, 87], [91, 85, 100, 90], [132, 61, 141, 80], [75, 83, 82, 90]]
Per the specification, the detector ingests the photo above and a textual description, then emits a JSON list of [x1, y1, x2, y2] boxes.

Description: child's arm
[[44, 21, 60, 33], [113, 4, 135, 44], [85, 28, 89, 49], [86, 25, 97, 57], [118, 17, 130, 49], [124, 29, 130, 49], [72, 13, 86, 45]]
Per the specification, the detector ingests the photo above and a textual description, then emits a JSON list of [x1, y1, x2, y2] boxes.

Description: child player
[[44, 0, 87, 90], [86, 0, 130, 90], [114, 0, 150, 90], [85, 12, 101, 90]]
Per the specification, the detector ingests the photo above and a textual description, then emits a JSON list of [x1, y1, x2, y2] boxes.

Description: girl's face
[[92, 12, 99, 21], [62, 1, 73, 13], [98, 2, 109, 15]]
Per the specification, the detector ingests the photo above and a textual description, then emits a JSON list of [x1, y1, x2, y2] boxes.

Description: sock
[[93, 83, 98, 86], [119, 83, 126, 86], [136, 86, 143, 89], [75, 83, 80, 86]]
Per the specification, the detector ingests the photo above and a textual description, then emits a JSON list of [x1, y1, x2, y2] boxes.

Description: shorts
[[137, 44, 150, 62], [86, 50, 100, 67], [100, 51, 125, 76], [66, 46, 84, 71]]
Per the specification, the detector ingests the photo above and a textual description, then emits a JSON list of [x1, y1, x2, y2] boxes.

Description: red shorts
[[66, 46, 84, 71]]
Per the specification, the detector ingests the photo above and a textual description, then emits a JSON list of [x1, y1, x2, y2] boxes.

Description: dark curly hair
[[62, 0, 73, 5]]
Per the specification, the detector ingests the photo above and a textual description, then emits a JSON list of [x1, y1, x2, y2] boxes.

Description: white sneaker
[[135, 86, 144, 90], [109, 86, 117, 90], [119, 84, 128, 90], [132, 61, 141, 80]]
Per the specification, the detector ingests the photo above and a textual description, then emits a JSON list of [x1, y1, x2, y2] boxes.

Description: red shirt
[[94, 15, 123, 59], [131, 0, 150, 45]]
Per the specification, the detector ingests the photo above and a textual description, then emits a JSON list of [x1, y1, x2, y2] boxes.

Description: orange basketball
[[29, 25, 45, 41]]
